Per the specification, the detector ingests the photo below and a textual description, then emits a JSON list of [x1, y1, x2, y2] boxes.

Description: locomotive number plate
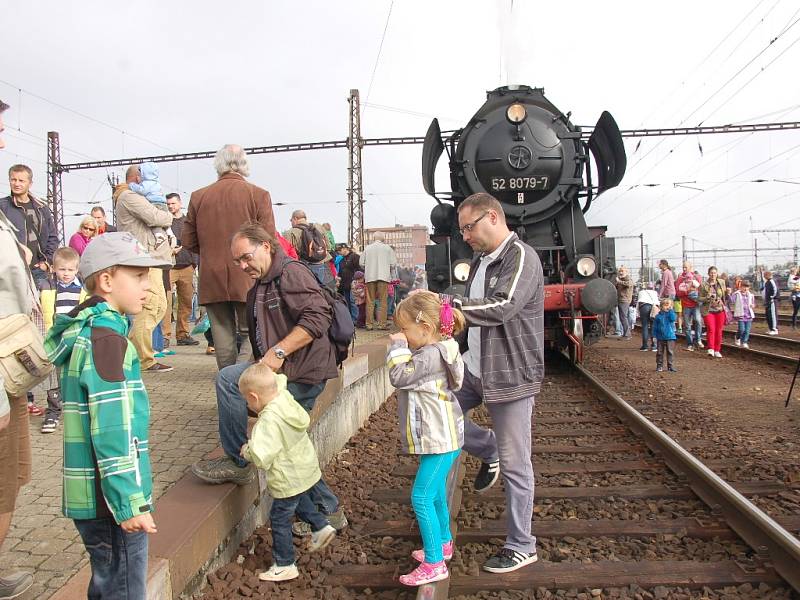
[[491, 176, 549, 191]]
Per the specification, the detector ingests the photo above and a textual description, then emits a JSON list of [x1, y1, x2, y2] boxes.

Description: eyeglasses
[[232, 251, 257, 266], [458, 211, 489, 235]]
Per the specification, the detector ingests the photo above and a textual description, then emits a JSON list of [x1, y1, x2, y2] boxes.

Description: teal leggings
[[411, 449, 461, 563]]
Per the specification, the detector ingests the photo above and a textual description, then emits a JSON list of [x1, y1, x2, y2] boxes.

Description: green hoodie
[[44, 297, 153, 523], [241, 374, 322, 499]]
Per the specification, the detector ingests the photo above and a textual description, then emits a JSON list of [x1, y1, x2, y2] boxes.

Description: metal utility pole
[[47, 131, 65, 243], [347, 89, 365, 249], [614, 234, 645, 282], [750, 228, 800, 269]]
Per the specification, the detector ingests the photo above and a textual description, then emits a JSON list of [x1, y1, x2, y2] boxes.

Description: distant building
[[365, 224, 429, 268]]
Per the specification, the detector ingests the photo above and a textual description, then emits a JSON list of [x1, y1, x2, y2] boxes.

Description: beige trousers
[[129, 268, 167, 369]]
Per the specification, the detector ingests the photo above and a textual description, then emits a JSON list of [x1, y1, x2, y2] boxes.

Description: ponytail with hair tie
[[439, 299, 455, 338]]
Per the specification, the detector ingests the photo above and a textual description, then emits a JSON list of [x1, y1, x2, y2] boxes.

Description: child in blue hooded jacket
[[652, 297, 677, 372], [129, 161, 174, 248]]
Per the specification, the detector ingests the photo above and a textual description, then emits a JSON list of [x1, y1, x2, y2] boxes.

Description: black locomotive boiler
[[422, 85, 626, 361]]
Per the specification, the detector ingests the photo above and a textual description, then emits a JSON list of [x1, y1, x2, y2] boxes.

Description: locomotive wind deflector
[[588, 111, 627, 194], [422, 118, 444, 201]]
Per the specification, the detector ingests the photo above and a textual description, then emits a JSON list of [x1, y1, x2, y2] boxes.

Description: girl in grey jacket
[[387, 291, 465, 586]]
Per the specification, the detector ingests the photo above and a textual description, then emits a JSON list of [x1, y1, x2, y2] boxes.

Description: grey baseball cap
[[79, 231, 171, 279]]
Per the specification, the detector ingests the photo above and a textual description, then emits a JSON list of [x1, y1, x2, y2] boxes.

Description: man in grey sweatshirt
[[450, 193, 544, 574]]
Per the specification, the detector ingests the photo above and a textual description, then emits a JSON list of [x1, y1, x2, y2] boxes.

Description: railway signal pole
[[46, 131, 65, 242], [347, 89, 365, 249]]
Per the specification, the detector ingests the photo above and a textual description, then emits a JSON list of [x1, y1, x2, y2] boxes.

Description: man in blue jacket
[[451, 193, 544, 574], [0, 164, 59, 290]]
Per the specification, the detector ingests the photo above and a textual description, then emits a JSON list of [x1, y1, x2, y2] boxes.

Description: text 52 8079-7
[[491, 176, 549, 191]]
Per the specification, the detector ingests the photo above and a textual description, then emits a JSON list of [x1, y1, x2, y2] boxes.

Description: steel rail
[[571, 357, 800, 593], [719, 341, 798, 365]]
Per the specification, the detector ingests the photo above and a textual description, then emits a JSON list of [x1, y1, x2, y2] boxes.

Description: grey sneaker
[[308, 525, 336, 552], [0, 571, 33, 599], [292, 508, 348, 537], [191, 456, 255, 485]]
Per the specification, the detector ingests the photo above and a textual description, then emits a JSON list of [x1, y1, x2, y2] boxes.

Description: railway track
[[720, 330, 798, 365], [329, 356, 800, 600]]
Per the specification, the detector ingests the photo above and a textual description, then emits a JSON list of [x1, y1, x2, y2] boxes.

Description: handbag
[[0, 313, 55, 397], [723, 304, 734, 326]]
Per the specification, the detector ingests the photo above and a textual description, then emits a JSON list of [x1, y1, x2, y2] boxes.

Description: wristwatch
[[272, 347, 287, 360]]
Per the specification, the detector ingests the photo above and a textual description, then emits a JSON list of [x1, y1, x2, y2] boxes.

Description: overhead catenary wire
[[364, 0, 394, 105]]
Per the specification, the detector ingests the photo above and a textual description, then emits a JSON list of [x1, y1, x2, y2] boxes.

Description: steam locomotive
[[422, 85, 626, 361]]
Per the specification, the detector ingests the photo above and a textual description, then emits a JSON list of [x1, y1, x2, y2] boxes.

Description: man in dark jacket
[[451, 193, 543, 574], [0, 164, 59, 290], [191, 223, 346, 531], [336, 245, 360, 321]]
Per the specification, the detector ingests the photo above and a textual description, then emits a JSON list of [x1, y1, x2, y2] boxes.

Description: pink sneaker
[[411, 540, 454, 563], [398, 561, 449, 586]]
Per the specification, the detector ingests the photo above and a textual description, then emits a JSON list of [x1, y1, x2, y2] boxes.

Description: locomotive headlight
[[453, 260, 471, 282], [506, 103, 527, 124], [576, 256, 597, 277]]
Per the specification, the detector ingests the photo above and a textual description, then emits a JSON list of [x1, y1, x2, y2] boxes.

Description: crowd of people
[[611, 258, 796, 372], [0, 96, 544, 598]]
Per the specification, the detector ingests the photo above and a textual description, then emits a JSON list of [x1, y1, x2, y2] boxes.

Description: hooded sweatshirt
[[388, 337, 465, 455], [129, 162, 167, 207], [44, 297, 153, 523], [241, 373, 322, 499]]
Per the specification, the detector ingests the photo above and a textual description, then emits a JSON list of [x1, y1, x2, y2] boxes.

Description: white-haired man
[[359, 230, 396, 330], [182, 144, 276, 370]]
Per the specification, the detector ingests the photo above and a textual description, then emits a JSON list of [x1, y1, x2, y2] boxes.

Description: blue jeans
[[216, 362, 338, 513], [271, 488, 330, 566], [737, 320, 752, 343], [30, 266, 51, 291], [683, 305, 703, 347], [152, 323, 164, 352], [639, 304, 654, 348], [412, 450, 460, 563], [346, 290, 358, 322], [307, 262, 336, 292], [74, 517, 148, 600]]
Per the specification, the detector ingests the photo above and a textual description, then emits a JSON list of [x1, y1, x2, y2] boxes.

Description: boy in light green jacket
[[238, 363, 336, 582]]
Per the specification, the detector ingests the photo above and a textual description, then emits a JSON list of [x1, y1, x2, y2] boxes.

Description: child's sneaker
[[27, 403, 44, 417], [743, 343, 749, 349], [398, 561, 449, 586], [734, 339, 741, 347], [411, 540, 454, 563], [308, 525, 336, 552], [668, 366, 677, 372], [656, 367, 664, 372], [697, 340, 704, 348], [258, 563, 299, 582], [41, 418, 58, 434]]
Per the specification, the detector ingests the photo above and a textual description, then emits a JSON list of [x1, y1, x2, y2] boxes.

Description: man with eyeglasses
[[449, 192, 543, 574], [191, 222, 347, 534], [0, 164, 59, 291]]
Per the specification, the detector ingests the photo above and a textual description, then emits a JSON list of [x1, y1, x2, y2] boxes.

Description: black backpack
[[296, 223, 328, 263], [277, 258, 354, 367]]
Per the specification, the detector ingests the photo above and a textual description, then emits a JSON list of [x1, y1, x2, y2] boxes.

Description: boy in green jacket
[[238, 363, 336, 582], [44, 232, 169, 599]]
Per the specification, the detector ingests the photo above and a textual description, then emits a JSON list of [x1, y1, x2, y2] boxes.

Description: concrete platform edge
[[51, 338, 392, 600]]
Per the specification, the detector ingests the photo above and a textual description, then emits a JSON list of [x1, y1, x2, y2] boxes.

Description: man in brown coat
[[181, 144, 276, 369]]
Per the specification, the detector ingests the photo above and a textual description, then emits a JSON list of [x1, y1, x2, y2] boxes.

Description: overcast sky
[[2, 0, 799, 275]]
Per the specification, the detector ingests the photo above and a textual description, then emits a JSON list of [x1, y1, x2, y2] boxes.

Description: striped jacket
[[388, 338, 464, 455], [44, 297, 153, 523], [453, 232, 544, 403]]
